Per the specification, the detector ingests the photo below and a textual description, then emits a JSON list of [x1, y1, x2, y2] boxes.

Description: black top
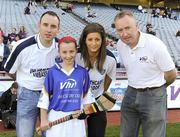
[[0, 88, 17, 111]]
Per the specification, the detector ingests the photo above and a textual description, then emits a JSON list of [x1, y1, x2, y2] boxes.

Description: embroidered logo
[[139, 56, 148, 63]]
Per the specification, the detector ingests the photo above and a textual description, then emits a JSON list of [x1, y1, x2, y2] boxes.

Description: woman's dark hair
[[79, 23, 106, 72]]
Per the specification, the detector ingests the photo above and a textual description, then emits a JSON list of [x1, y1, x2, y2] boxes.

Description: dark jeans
[[2, 110, 16, 128], [0, 62, 4, 71], [87, 111, 107, 137], [121, 85, 167, 137]]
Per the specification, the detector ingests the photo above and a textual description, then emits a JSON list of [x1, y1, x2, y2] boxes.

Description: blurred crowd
[[0, 26, 28, 71]]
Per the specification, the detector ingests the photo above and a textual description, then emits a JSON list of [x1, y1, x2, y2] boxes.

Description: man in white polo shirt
[[114, 11, 176, 137], [4, 11, 60, 137]]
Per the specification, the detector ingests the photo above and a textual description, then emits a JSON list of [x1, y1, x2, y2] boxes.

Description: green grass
[[105, 126, 120, 137], [0, 123, 180, 137], [0, 131, 40, 137], [136, 123, 180, 137]]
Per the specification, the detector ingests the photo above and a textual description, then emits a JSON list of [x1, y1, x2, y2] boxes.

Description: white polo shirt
[[76, 50, 116, 98], [116, 32, 175, 88], [4, 34, 59, 90]]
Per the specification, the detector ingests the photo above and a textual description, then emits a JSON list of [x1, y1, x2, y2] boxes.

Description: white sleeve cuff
[[82, 90, 95, 105], [37, 91, 49, 110]]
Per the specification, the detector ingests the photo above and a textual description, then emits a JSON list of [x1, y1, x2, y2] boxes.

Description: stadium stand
[[0, 0, 180, 68], [71, 3, 180, 68], [0, 0, 86, 41]]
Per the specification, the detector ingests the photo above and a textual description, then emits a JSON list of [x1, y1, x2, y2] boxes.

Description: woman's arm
[[104, 74, 112, 91]]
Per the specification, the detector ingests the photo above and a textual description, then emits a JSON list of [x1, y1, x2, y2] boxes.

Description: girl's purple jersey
[[44, 62, 90, 112]]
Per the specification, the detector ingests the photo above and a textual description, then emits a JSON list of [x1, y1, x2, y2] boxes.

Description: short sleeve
[[4, 44, 21, 73], [155, 40, 175, 71], [37, 70, 53, 109]]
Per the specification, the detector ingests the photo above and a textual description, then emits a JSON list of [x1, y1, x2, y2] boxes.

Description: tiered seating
[[0, 0, 85, 40], [72, 3, 180, 68], [0, 0, 180, 68]]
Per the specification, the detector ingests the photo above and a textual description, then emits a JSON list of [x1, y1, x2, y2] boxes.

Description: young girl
[[37, 36, 94, 137]]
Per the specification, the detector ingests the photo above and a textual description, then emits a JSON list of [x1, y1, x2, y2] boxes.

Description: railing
[[1, 69, 180, 81], [0, 71, 6, 76], [116, 68, 180, 79], [0, 71, 13, 81], [116, 70, 127, 79]]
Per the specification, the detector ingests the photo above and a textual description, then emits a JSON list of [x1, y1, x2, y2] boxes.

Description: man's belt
[[128, 85, 164, 92]]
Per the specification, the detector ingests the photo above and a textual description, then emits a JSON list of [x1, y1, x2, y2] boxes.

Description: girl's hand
[[40, 119, 50, 131]]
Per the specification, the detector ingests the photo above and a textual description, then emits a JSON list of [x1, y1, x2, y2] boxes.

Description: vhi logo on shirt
[[60, 79, 77, 89], [139, 56, 148, 62]]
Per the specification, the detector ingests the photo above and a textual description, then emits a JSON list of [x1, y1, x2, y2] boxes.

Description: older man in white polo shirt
[[114, 11, 176, 137]]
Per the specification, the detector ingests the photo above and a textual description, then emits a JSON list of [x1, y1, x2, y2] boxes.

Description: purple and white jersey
[[41, 62, 90, 112]]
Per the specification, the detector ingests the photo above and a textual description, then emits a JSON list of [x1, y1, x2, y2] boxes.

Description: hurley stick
[[36, 110, 82, 135], [36, 91, 117, 135], [36, 103, 99, 135]]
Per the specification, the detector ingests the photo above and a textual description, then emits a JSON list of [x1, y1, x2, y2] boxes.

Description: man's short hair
[[40, 11, 60, 26], [114, 10, 134, 21]]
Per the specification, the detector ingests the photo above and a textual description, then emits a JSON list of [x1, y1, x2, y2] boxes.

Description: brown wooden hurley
[[36, 91, 116, 135]]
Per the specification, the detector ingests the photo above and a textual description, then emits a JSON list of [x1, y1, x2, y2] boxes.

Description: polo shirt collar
[[135, 31, 145, 49]]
